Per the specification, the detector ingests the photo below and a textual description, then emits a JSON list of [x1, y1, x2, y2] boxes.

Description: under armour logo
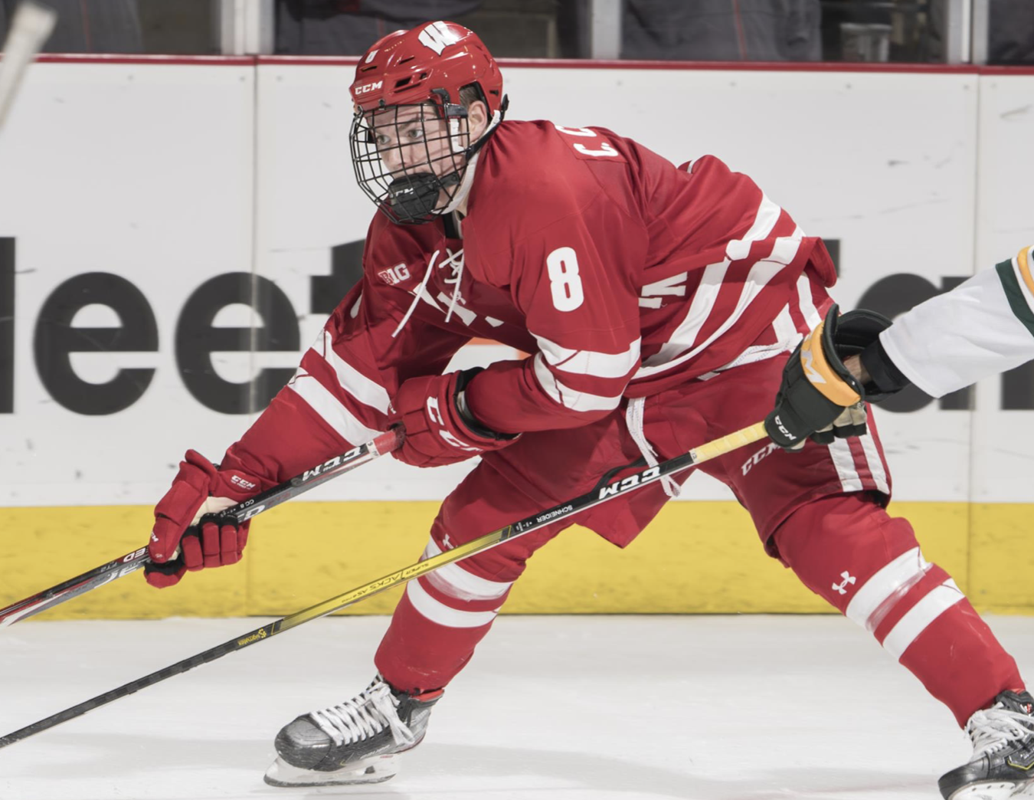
[[832, 571, 856, 595]]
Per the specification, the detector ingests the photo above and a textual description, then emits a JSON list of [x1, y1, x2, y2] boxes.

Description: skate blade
[[263, 754, 399, 787], [947, 780, 1034, 799]]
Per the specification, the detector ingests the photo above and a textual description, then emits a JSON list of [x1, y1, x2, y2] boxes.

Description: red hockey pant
[[375, 357, 1022, 727]]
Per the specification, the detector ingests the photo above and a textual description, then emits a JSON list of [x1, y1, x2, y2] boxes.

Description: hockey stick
[[0, 429, 404, 628], [0, 1, 57, 131], [0, 420, 767, 749]]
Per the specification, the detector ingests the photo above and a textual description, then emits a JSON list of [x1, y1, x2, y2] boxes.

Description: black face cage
[[350, 102, 472, 225]]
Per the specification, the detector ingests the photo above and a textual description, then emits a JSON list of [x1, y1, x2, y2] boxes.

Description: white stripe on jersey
[[796, 274, 823, 330], [712, 305, 799, 372], [533, 353, 623, 412], [725, 193, 782, 261], [641, 195, 785, 369], [643, 261, 729, 368], [636, 230, 804, 379], [639, 272, 688, 309], [287, 370, 381, 445], [532, 334, 641, 379], [436, 292, 476, 325], [773, 303, 800, 347], [769, 231, 803, 265], [318, 331, 391, 414]]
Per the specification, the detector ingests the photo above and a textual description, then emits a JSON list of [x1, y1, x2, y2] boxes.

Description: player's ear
[[467, 99, 489, 139]]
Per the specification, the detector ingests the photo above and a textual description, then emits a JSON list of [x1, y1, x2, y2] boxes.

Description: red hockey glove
[[392, 369, 519, 468], [144, 450, 264, 588]]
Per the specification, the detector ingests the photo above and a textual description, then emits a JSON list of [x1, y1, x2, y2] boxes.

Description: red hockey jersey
[[224, 120, 835, 482]]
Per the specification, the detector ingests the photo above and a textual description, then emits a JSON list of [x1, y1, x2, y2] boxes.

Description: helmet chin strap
[[438, 107, 502, 215], [439, 151, 480, 215]]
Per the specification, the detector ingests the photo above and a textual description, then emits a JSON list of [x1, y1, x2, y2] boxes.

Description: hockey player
[[143, 22, 1033, 799], [766, 246, 1034, 799]]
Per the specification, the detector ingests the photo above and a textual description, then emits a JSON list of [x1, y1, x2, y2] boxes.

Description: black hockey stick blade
[[0, 428, 404, 628], [0, 421, 766, 749]]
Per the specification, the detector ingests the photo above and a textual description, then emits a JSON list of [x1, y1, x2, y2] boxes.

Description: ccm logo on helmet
[[354, 81, 383, 96]]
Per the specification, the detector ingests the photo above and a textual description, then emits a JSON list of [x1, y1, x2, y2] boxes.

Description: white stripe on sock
[[882, 579, 964, 660], [406, 580, 500, 628]]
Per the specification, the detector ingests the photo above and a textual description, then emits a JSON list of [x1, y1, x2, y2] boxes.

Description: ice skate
[[939, 690, 1034, 799], [263, 674, 442, 787]]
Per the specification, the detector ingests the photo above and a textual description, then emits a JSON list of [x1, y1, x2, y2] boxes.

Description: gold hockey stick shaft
[[281, 420, 769, 632], [0, 419, 768, 748]]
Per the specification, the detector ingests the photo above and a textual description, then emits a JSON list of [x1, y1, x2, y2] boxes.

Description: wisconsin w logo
[[418, 21, 461, 55]]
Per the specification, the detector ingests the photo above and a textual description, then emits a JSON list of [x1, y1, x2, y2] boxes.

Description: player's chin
[[384, 169, 460, 220]]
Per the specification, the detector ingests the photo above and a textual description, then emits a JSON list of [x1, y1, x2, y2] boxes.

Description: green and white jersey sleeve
[[880, 246, 1034, 399]]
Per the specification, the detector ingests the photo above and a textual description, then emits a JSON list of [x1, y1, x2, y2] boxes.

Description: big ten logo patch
[[377, 263, 411, 286], [742, 442, 780, 476]]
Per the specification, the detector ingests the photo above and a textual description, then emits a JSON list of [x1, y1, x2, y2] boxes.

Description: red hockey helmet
[[349, 21, 504, 116], [348, 22, 508, 225]]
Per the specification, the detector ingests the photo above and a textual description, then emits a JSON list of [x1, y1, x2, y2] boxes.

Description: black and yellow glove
[[765, 305, 892, 450]]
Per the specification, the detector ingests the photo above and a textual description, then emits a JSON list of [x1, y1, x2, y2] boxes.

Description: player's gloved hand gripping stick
[[765, 304, 892, 449], [0, 420, 767, 749], [0, 429, 404, 628], [390, 368, 519, 468]]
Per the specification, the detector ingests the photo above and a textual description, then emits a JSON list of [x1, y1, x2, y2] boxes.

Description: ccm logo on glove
[[427, 396, 481, 452], [393, 368, 518, 468], [770, 414, 797, 443], [144, 450, 267, 588]]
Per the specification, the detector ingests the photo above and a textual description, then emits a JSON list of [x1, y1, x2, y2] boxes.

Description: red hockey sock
[[773, 493, 1023, 726], [895, 600, 1023, 725], [375, 587, 502, 694], [374, 531, 518, 694]]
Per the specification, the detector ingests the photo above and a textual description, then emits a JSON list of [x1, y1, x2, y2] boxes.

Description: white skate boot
[[939, 690, 1034, 799], [264, 674, 442, 787]]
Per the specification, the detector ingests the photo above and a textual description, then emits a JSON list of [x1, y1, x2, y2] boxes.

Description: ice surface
[[3, 613, 1033, 800]]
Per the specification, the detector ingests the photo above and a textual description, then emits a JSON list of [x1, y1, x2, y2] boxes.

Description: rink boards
[[1, 59, 1032, 617]]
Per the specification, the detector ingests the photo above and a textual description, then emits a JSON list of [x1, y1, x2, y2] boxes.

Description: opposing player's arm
[[767, 247, 1034, 450], [866, 246, 1034, 399]]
